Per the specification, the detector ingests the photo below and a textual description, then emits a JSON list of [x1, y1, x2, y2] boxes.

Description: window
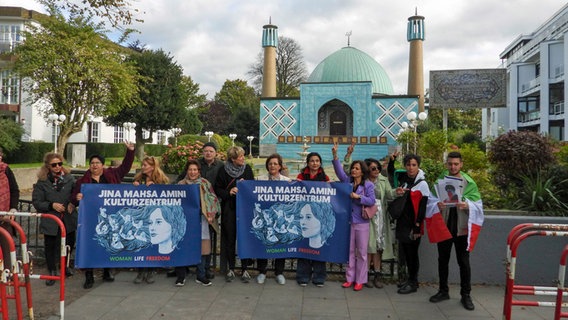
[[157, 131, 167, 145], [0, 70, 19, 104], [518, 97, 539, 113], [0, 24, 21, 53], [114, 126, 124, 143], [88, 122, 100, 142]]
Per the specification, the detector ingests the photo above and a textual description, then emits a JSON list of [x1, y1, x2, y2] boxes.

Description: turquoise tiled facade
[[260, 81, 418, 161]]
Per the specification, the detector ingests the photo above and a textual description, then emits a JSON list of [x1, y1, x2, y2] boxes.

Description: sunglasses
[[50, 162, 63, 168], [370, 167, 379, 171]]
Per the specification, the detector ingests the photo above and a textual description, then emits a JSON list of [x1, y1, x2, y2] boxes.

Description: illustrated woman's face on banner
[[149, 208, 172, 245], [299, 204, 321, 239]]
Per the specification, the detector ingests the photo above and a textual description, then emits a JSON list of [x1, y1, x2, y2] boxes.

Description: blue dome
[[307, 46, 394, 94]]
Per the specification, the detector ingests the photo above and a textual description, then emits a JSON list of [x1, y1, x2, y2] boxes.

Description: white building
[[485, 4, 568, 141], [0, 6, 172, 148]]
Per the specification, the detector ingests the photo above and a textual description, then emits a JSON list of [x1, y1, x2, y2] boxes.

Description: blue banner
[[236, 180, 351, 263], [75, 184, 201, 268]]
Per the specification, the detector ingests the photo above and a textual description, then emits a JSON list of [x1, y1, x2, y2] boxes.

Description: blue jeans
[[296, 258, 326, 284]]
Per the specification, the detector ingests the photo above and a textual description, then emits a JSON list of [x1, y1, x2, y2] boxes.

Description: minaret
[[407, 9, 425, 112], [261, 19, 278, 98]]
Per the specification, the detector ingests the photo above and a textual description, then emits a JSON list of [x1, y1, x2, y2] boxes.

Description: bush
[[488, 130, 556, 190], [161, 141, 204, 174], [513, 172, 568, 215], [5, 142, 54, 163]]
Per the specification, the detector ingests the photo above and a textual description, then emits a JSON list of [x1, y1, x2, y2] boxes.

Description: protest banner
[[236, 180, 351, 263], [75, 184, 201, 268]]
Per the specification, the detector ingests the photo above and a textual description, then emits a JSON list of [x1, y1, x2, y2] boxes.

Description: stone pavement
[[45, 270, 555, 320]]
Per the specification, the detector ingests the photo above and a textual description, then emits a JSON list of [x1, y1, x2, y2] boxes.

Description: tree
[[214, 79, 258, 114], [13, 10, 141, 155], [213, 79, 259, 144], [106, 49, 190, 159], [38, 0, 143, 29], [247, 36, 308, 97], [197, 101, 232, 135], [0, 118, 24, 154]]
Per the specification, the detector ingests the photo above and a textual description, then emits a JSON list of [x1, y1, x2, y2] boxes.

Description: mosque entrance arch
[[317, 99, 353, 136]]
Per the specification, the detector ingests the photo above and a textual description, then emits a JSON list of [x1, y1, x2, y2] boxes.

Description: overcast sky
[[5, 0, 565, 99]]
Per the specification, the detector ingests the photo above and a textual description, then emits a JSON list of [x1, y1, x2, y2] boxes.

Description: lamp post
[[170, 128, 181, 146], [229, 133, 237, 146], [406, 111, 428, 154], [48, 113, 66, 153], [123, 122, 136, 142], [205, 131, 214, 142], [246, 136, 254, 157]]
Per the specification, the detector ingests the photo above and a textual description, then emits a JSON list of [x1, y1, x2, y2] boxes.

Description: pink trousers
[[345, 222, 370, 284]]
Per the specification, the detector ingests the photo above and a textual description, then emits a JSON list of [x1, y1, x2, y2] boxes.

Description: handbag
[[387, 191, 408, 220], [362, 202, 378, 220], [387, 178, 424, 220]]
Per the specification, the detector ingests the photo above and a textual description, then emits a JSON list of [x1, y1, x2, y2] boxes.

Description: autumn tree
[[106, 49, 194, 159], [247, 36, 308, 97], [37, 0, 143, 29], [13, 9, 141, 154], [197, 101, 232, 135]]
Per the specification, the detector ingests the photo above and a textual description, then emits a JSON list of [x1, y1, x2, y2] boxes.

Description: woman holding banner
[[71, 141, 135, 289], [295, 152, 330, 287], [132, 156, 169, 284], [255, 153, 291, 285], [215, 146, 255, 283], [332, 142, 375, 291], [32, 153, 76, 286], [175, 159, 220, 287]]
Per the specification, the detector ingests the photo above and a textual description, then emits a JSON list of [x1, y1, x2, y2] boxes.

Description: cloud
[[6, 0, 565, 97]]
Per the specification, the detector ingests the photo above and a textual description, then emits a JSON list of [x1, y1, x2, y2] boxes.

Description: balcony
[[548, 101, 564, 118], [518, 111, 540, 123], [520, 77, 540, 94]]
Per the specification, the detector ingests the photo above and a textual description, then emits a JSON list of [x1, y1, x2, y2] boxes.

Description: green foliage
[[105, 48, 193, 158], [419, 158, 445, 187], [214, 79, 259, 115], [417, 129, 447, 162], [427, 108, 482, 133], [13, 9, 141, 154], [458, 143, 488, 172], [513, 172, 568, 215], [161, 141, 204, 174], [3, 142, 54, 164], [556, 143, 568, 166], [0, 119, 24, 153], [488, 131, 556, 190], [197, 102, 232, 135]]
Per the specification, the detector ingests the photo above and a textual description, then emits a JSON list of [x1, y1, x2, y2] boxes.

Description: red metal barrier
[[0, 226, 22, 320], [503, 224, 568, 320], [555, 244, 568, 320], [0, 211, 68, 320]]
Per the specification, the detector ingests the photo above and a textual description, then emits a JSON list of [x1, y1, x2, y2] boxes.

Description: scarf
[[224, 160, 245, 178], [0, 163, 10, 211], [49, 171, 65, 191]]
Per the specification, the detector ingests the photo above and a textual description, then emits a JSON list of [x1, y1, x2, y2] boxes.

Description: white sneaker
[[276, 274, 286, 285], [257, 273, 266, 284], [241, 270, 251, 283]]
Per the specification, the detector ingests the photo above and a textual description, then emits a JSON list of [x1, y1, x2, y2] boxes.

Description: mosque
[[258, 13, 425, 162]]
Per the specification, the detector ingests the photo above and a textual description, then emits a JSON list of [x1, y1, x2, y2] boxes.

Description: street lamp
[[123, 122, 136, 142], [406, 111, 428, 154], [229, 133, 237, 146], [170, 128, 181, 146], [48, 113, 66, 153], [247, 136, 254, 157], [205, 131, 214, 142]]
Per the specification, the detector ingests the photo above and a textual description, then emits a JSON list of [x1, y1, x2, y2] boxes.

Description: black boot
[[46, 270, 56, 286], [103, 268, 114, 282], [84, 270, 94, 289]]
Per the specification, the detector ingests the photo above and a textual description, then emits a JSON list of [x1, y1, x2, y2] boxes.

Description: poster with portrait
[[75, 184, 202, 268], [236, 180, 351, 263], [434, 176, 467, 206]]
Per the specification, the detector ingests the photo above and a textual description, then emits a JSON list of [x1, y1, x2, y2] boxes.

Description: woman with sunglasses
[[32, 153, 77, 286], [364, 158, 396, 288]]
